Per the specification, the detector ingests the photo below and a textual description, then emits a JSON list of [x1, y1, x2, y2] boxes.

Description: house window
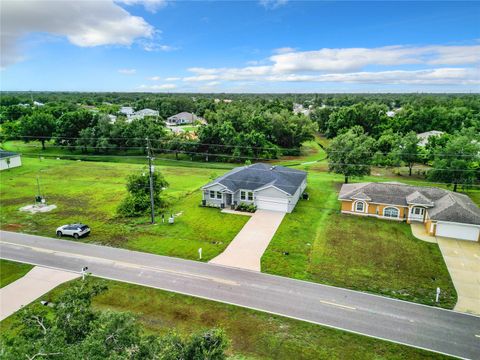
[[216, 191, 222, 199], [209, 191, 215, 199], [248, 192, 253, 201], [413, 207, 424, 215], [240, 191, 246, 200], [384, 207, 399, 218], [355, 201, 365, 212]]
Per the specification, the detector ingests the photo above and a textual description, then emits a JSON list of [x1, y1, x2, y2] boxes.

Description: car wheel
[[56, 231, 62, 237], [73, 233, 79, 239]]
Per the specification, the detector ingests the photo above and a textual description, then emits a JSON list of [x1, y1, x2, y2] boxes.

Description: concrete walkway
[[209, 210, 285, 271], [410, 223, 437, 243], [436, 237, 480, 315], [0, 266, 79, 321], [410, 224, 480, 315]]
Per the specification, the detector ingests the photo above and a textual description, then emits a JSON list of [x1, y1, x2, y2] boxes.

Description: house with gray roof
[[0, 150, 22, 171], [166, 112, 199, 125], [201, 163, 307, 213], [339, 182, 480, 241]]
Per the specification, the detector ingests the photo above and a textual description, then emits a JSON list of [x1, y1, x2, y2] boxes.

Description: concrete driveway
[[436, 237, 480, 315], [0, 266, 79, 321], [411, 224, 480, 315], [209, 210, 285, 271]]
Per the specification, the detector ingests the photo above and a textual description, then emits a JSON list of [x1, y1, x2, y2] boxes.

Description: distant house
[[134, 108, 159, 117], [33, 101, 44, 107], [293, 103, 312, 116], [417, 131, 444, 147], [339, 182, 480, 241], [0, 150, 22, 171], [166, 112, 198, 125], [201, 163, 307, 213], [107, 114, 117, 123], [120, 106, 134, 116]]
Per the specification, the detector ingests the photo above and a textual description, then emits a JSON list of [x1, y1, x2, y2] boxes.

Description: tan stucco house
[[339, 182, 480, 241]]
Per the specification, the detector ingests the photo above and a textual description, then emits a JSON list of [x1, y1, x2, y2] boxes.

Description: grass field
[[262, 170, 459, 309], [0, 276, 451, 360], [0, 259, 33, 288], [0, 157, 248, 261]]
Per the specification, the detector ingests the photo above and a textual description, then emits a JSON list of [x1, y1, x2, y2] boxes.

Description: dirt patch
[[2, 223, 23, 231], [1, 197, 35, 206]]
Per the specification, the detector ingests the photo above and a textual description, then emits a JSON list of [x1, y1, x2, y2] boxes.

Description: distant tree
[[118, 169, 169, 217], [396, 131, 420, 176], [327, 126, 375, 183], [428, 130, 480, 192], [20, 112, 56, 149], [55, 110, 98, 146]]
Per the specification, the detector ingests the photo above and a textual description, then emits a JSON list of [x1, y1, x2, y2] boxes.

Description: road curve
[[0, 231, 479, 359]]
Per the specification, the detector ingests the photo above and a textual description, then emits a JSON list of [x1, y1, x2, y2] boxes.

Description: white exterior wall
[[287, 179, 307, 212], [0, 156, 21, 171], [255, 186, 291, 213]]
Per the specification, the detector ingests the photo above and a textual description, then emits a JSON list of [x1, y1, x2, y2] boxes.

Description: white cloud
[[259, 0, 288, 10], [118, 68, 137, 75], [165, 77, 181, 81], [148, 76, 161, 81], [273, 47, 296, 54], [183, 44, 480, 86], [141, 42, 177, 52], [138, 83, 177, 90], [1, 0, 154, 68], [116, 0, 168, 13]]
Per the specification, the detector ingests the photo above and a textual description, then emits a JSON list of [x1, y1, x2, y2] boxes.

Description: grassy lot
[[2, 140, 237, 169], [275, 135, 327, 166], [262, 170, 460, 309], [0, 157, 248, 261], [0, 259, 33, 288], [0, 277, 451, 360]]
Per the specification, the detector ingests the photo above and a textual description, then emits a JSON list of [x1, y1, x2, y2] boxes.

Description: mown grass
[[0, 277, 451, 360], [0, 157, 248, 261], [0, 259, 33, 288], [262, 170, 459, 309]]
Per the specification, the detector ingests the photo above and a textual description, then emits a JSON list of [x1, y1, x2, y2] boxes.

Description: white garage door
[[255, 196, 288, 212], [436, 223, 479, 241]]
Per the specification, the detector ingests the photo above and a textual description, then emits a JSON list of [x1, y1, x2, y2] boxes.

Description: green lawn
[[262, 170, 459, 309], [0, 277, 451, 360], [0, 157, 248, 261], [0, 259, 33, 288], [275, 135, 327, 166]]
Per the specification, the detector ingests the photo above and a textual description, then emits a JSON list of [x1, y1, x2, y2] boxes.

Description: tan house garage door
[[436, 223, 479, 241]]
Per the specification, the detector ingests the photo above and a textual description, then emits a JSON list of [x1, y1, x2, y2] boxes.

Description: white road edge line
[[0, 255, 470, 360]]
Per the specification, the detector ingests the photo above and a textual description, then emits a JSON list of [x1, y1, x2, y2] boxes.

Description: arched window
[[355, 201, 365, 212], [384, 207, 399, 218]]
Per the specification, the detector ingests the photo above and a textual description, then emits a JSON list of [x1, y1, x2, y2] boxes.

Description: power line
[[11, 136, 480, 157]]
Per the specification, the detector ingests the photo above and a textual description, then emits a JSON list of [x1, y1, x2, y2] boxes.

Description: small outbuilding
[[0, 150, 22, 171]]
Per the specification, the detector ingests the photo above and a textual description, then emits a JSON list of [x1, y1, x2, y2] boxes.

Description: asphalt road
[[1, 230, 479, 359]]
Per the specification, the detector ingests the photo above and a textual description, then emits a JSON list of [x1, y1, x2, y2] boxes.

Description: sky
[[1, 0, 479, 93]]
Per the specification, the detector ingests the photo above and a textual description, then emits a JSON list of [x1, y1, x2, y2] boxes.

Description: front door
[[226, 193, 232, 205], [410, 207, 425, 222]]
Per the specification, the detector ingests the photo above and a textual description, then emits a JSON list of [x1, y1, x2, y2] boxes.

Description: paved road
[[1, 231, 479, 359]]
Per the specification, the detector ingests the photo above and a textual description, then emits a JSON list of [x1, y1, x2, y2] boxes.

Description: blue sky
[[1, 0, 479, 92]]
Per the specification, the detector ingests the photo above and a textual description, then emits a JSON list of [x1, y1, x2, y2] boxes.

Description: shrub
[[235, 203, 256, 213]]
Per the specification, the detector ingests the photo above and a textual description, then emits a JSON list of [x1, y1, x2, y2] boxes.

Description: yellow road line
[[320, 300, 356, 310]]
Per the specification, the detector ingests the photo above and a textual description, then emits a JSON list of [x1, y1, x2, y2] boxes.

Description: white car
[[56, 224, 90, 239]]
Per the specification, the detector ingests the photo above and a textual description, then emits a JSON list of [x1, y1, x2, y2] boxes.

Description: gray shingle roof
[[203, 163, 307, 196], [0, 150, 19, 159], [339, 182, 480, 225]]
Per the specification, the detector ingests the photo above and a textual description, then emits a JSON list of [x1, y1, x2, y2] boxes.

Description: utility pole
[[146, 138, 155, 224]]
